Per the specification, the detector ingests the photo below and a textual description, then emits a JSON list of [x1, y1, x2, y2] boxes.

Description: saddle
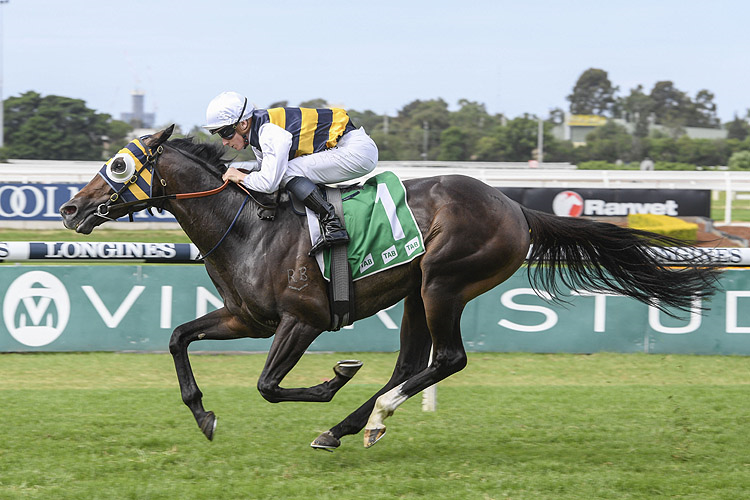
[[251, 173, 424, 332]]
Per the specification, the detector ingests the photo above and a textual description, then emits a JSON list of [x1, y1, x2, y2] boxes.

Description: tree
[[729, 150, 750, 170], [472, 114, 562, 162], [581, 121, 634, 162], [567, 68, 618, 116], [649, 81, 691, 129], [437, 127, 469, 161], [647, 132, 681, 162], [298, 98, 328, 108], [542, 135, 576, 163], [547, 107, 565, 125], [674, 136, 726, 166], [505, 115, 544, 161], [474, 127, 508, 161], [646, 82, 722, 130], [348, 109, 383, 134], [105, 119, 137, 156], [395, 99, 451, 160], [4, 91, 131, 160], [448, 99, 501, 159], [690, 89, 720, 128], [449, 99, 496, 130], [726, 114, 750, 141], [369, 128, 408, 161], [619, 85, 653, 137]]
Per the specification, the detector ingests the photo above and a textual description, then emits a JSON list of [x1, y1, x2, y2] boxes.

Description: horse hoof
[[310, 430, 340, 451], [363, 427, 386, 448], [199, 411, 217, 441], [334, 359, 363, 379]]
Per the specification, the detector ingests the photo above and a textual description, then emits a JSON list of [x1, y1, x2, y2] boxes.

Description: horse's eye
[[112, 158, 127, 174]]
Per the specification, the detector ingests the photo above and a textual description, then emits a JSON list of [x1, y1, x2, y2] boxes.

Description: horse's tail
[[520, 207, 721, 315]]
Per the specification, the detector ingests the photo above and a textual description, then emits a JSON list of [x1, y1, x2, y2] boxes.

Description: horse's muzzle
[[59, 199, 102, 234]]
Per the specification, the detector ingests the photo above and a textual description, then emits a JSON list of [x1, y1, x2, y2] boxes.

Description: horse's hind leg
[[169, 308, 248, 440], [311, 292, 433, 450], [357, 200, 526, 447], [363, 290, 468, 447]]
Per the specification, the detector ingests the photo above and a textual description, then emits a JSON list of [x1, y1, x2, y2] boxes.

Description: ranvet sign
[[0, 182, 176, 222], [498, 187, 710, 218]]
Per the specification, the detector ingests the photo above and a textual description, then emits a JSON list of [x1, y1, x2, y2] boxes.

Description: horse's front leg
[[256, 314, 362, 403], [169, 307, 250, 440]]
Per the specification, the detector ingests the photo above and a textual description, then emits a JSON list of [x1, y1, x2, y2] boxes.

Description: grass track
[[0, 228, 191, 243], [2, 352, 750, 499]]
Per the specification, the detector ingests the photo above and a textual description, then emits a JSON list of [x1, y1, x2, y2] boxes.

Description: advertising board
[[0, 182, 710, 223], [2, 265, 749, 355], [0, 182, 175, 222], [499, 187, 711, 218]]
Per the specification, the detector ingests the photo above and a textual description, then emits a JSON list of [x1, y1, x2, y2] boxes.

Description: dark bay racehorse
[[60, 126, 720, 449]]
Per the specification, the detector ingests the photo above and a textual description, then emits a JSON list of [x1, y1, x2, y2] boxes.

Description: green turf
[[711, 191, 750, 222], [0, 228, 191, 243], [2, 352, 749, 499]]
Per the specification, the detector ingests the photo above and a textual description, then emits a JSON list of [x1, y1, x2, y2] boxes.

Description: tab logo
[[3, 271, 70, 347], [405, 237, 421, 256], [359, 253, 375, 274], [382, 245, 398, 265]]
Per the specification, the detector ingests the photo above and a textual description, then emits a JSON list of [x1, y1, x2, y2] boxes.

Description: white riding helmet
[[203, 91, 254, 131]]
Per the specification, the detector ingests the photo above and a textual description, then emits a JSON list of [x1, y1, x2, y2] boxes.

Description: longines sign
[[0, 242, 199, 262], [2, 265, 749, 354]]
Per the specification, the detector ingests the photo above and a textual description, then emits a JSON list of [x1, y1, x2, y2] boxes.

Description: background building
[[553, 113, 728, 146], [120, 90, 155, 129]]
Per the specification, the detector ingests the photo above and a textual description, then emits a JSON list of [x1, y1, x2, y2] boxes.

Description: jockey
[[203, 91, 378, 255]]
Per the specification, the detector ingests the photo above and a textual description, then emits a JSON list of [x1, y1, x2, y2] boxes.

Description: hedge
[[627, 213, 698, 242]]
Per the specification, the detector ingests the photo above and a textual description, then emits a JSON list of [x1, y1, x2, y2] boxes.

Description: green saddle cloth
[[322, 172, 425, 281]]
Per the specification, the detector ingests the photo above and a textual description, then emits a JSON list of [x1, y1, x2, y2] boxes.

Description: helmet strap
[[236, 118, 251, 149]]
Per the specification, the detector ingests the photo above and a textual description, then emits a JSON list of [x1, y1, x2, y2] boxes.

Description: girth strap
[[325, 186, 354, 330]]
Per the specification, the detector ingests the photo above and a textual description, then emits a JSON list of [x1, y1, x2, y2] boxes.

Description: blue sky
[[3, 0, 749, 131]]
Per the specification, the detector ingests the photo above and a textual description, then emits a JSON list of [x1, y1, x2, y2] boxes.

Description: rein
[[96, 138, 271, 259]]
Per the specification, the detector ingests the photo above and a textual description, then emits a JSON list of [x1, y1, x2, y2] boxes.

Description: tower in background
[[121, 90, 155, 128]]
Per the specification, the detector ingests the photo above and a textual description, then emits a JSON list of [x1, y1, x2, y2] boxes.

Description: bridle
[[95, 136, 274, 259], [96, 141, 230, 219]]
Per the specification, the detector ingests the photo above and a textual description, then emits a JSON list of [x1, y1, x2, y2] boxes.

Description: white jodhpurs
[[283, 127, 378, 186]]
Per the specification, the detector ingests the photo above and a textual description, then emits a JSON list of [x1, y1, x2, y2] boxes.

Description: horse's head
[[60, 125, 174, 234]]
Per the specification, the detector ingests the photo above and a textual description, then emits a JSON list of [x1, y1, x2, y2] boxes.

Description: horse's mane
[[166, 137, 233, 167]]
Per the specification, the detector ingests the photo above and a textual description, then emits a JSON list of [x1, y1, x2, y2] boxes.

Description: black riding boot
[[286, 177, 349, 256]]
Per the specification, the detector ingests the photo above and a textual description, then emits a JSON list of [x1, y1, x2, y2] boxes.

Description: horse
[[60, 126, 721, 450]]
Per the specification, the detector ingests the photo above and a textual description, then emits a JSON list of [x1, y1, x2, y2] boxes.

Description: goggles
[[213, 124, 237, 140], [211, 97, 247, 140]]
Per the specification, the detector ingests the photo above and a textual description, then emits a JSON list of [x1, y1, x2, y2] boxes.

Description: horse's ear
[[144, 125, 175, 148]]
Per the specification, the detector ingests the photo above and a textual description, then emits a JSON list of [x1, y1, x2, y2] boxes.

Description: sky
[[3, 0, 750, 132]]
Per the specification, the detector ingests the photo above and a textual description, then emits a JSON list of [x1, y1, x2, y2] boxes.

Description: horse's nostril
[[61, 205, 77, 216]]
